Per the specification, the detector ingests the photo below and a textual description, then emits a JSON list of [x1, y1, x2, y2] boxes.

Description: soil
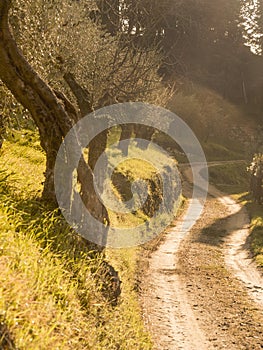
[[141, 164, 263, 350]]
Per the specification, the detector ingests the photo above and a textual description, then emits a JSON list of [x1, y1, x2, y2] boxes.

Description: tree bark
[[64, 72, 93, 116], [0, 0, 71, 202], [64, 72, 109, 186], [0, 0, 109, 246], [0, 114, 4, 149]]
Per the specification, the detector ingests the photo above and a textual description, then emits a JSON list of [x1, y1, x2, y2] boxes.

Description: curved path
[[209, 183, 263, 307], [141, 162, 263, 350]]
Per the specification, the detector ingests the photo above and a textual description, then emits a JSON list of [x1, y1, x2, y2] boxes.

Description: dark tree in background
[[97, 0, 263, 117], [96, 0, 120, 35]]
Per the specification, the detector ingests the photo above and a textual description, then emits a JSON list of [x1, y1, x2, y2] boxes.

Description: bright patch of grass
[[106, 140, 179, 231], [246, 202, 263, 268], [0, 133, 153, 349], [202, 143, 244, 162], [208, 162, 249, 195]]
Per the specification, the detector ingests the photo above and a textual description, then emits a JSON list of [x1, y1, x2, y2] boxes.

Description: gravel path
[[141, 164, 263, 350]]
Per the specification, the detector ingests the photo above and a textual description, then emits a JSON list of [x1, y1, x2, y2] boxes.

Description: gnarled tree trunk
[[0, 0, 109, 247], [0, 0, 71, 202], [0, 114, 4, 149]]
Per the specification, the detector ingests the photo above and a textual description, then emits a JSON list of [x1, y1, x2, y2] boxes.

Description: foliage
[[247, 153, 263, 203], [0, 82, 34, 140], [240, 0, 263, 55], [247, 153, 263, 176], [115, 0, 263, 112], [168, 78, 252, 153], [10, 0, 170, 109], [249, 203, 263, 268], [0, 0, 172, 203]]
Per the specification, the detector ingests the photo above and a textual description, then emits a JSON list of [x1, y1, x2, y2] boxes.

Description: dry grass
[[168, 78, 252, 160], [0, 134, 153, 349]]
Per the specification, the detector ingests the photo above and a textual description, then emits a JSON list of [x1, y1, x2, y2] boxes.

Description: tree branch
[[64, 72, 93, 117]]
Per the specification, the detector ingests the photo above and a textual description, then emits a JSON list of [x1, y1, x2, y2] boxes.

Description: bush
[[247, 153, 263, 204]]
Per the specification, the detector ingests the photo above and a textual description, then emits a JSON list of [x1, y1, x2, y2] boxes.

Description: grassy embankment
[[168, 78, 255, 162], [0, 128, 181, 349], [0, 131, 157, 350], [208, 162, 263, 268]]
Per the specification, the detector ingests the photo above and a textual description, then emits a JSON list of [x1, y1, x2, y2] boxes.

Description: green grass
[[208, 162, 263, 268], [208, 162, 249, 195], [104, 140, 180, 240], [247, 202, 263, 267], [202, 142, 244, 162], [0, 134, 153, 349], [109, 156, 158, 229]]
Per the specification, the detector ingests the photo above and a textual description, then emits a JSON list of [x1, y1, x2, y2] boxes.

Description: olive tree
[[0, 0, 170, 246]]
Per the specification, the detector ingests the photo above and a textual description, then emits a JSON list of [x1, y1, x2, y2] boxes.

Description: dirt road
[[210, 184, 263, 308], [141, 165, 263, 350]]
